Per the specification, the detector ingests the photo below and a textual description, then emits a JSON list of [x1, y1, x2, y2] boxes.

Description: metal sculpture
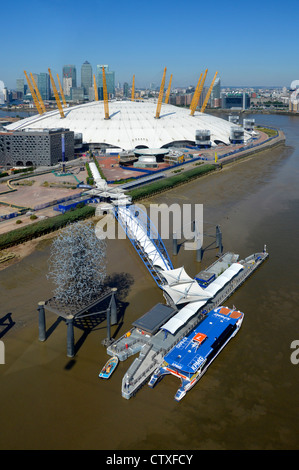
[[48, 221, 106, 308]]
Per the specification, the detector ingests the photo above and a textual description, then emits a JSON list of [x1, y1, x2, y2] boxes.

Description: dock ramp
[[114, 204, 173, 287]]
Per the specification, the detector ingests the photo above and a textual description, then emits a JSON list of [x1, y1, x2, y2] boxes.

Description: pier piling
[[37, 301, 46, 342], [216, 225, 223, 255], [172, 232, 178, 255], [110, 288, 118, 325], [66, 315, 75, 357], [216, 225, 221, 248], [106, 306, 111, 342], [195, 221, 203, 262]]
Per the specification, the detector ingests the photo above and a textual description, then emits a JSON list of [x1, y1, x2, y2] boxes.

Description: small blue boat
[[99, 356, 119, 379]]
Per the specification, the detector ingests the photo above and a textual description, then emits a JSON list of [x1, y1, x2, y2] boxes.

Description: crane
[[155, 67, 167, 119], [131, 75, 135, 101], [30, 72, 46, 113], [56, 73, 67, 107], [164, 74, 173, 104], [24, 71, 43, 115], [93, 74, 98, 101], [189, 73, 202, 112], [48, 68, 65, 118], [201, 71, 218, 113], [190, 69, 208, 116], [102, 66, 110, 119]]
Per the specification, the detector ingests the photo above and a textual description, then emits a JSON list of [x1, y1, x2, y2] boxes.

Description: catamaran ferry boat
[[148, 306, 244, 401]]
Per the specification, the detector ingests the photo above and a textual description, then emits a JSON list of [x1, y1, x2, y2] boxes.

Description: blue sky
[[1, 0, 298, 90]]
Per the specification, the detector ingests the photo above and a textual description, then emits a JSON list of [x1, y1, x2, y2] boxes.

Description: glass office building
[[221, 92, 250, 109], [16, 78, 25, 96], [38, 73, 50, 100], [123, 82, 129, 97], [71, 87, 84, 101], [81, 61, 92, 98], [96, 65, 115, 96], [210, 77, 221, 102], [63, 65, 77, 98]]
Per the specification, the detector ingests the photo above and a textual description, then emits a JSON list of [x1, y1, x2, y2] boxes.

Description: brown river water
[[0, 114, 299, 450]]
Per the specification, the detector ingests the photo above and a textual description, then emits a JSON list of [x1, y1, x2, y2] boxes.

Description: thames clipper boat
[[148, 306, 244, 401]]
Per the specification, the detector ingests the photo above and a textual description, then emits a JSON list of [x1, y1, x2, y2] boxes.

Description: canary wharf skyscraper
[[81, 61, 93, 98], [96, 65, 115, 97], [63, 65, 77, 98], [38, 72, 50, 100]]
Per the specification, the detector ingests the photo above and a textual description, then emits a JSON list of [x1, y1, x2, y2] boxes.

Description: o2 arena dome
[[6, 99, 251, 151]]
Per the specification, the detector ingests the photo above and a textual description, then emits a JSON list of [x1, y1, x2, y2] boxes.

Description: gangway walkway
[[114, 204, 173, 287]]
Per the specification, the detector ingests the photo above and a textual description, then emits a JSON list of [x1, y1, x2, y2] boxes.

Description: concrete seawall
[[218, 130, 285, 167]]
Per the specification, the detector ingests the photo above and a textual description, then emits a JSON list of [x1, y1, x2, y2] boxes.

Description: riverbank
[[128, 129, 285, 201], [0, 212, 102, 271], [1, 107, 298, 117], [207, 108, 298, 117], [0, 231, 57, 271]]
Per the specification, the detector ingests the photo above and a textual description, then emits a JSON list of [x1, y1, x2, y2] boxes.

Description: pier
[[95, 169, 269, 399], [107, 249, 269, 399]]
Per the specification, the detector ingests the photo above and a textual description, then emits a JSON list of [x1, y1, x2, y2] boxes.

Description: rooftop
[[164, 307, 243, 375], [6, 100, 251, 150]]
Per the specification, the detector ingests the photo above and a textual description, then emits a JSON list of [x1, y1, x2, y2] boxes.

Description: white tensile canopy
[[161, 299, 208, 335], [162, 279, 212, 305], [204, 263, 244, 297], [160, 267, 194, 286], [160, 262, 245, 335]]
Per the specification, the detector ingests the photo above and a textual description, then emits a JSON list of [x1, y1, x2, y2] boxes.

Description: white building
[[6, 99, 251, 150]]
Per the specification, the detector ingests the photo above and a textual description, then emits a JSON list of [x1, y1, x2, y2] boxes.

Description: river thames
[[0, 112, 299, 450]]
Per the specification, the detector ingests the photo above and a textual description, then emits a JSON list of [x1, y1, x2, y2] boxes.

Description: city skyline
[[1, 0, 298, 90]]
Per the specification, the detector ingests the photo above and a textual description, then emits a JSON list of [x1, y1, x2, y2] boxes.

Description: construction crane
[[131, 75, 135, 101], [48, 68, 65, 118], [189, 73, 202, 112], [93, 74, 98, 101], [56, 73, 67, 107], [201, 71, 218, 113], [190, 68, 208, 116], [155, 67, 167, 119], [30, 72, 46, 113], [24, 71, 43, 115], [165, 74, 173, 104], [102, 66, 110, 119]]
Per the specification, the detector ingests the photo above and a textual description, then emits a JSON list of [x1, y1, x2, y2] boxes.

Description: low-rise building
[[0, 127, 74, 168]]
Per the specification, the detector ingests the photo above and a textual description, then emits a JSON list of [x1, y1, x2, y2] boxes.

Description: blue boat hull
[[99, 356, 118, 379]]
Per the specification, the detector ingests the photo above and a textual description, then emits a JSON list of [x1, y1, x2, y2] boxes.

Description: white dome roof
[[6, 100, 250, 150]]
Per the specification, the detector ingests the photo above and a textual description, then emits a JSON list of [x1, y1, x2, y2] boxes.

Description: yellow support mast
[[93, 74, 98, 101], [102, 66, 110, 120], [48, 68, 65, 118], [30, 72, 46, 113], [155, 67, 167, 119], [190, 73, 202, 112], [190, 68, 208, 116], [24, 71, 43, 115], [201, 71, 218, 113], [164, 74, 173, 104], [56, 73, 67, 107], [131, 75, 135, 101]]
